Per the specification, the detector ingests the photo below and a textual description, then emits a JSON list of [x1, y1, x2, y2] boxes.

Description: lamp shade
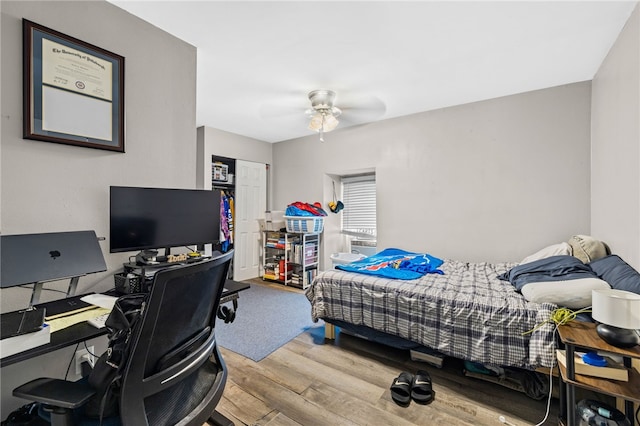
[[592, 288, 640, 329], [308, 114, 324, 131], [308, 112, 339, 133]]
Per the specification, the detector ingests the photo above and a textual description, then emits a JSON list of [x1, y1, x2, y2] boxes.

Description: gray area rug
[[215, 283, 323, 362]]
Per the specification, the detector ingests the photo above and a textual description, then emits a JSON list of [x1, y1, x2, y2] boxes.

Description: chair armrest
[[13, 378, 96, 409]]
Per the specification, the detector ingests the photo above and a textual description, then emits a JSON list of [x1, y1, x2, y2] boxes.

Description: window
[[341, 174, 376, 238]]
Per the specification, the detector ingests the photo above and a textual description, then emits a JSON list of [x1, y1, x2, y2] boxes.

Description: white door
[[234, 160, 266, 280]]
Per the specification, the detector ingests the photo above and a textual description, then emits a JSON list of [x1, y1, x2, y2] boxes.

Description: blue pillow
[[587, 255, 640, 295], [497, 255, 596, 291]]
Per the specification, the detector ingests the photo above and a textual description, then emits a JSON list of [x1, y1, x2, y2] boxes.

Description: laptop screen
[[1, 230, 107, 287]]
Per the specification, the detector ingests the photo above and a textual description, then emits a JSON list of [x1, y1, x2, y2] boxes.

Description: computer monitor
[[109, 186, 221, 254]]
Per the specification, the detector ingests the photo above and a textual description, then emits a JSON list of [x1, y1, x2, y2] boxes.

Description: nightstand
[[557, 320, 640, 426]]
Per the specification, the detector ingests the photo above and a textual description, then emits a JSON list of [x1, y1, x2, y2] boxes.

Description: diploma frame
[[23, 20, 125, 152]]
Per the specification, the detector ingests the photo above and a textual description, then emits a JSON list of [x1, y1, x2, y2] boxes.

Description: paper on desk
[[46, 307, 111, 333], [45, 305, 96, 321], [81, 294, 118, 310]]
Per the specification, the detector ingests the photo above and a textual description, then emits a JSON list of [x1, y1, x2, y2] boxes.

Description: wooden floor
[[212, 282, 608, 426]]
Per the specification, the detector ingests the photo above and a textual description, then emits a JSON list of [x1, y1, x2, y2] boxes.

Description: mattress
[[305, 259, 557, 369]]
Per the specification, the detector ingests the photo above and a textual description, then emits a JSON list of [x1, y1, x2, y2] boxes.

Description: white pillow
[[520, 278, 610, 309], [520, 242, 572, 265]]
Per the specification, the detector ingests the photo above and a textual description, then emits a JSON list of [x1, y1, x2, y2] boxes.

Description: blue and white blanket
[[336, 248, 444, 280]]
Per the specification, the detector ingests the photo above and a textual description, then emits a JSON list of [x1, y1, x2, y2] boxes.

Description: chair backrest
[[118, 250, 233, 426]]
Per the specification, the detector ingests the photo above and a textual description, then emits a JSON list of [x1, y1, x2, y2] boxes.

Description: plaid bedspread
[[305, 259, 557, 369]]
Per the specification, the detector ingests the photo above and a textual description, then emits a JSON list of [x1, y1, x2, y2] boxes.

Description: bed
[[305, 238, 626, 371], [306, 258, 557, 370]]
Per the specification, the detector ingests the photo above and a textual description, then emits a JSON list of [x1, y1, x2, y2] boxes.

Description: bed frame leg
[[325, 323, 335, 340]]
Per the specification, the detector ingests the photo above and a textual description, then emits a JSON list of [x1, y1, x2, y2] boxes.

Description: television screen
[[110, 186, 221, 253]]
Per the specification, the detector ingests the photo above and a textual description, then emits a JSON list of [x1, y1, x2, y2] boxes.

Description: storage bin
[[284, 216, 324, 233], [114, 272, 144, 294], [212, 163, 229, 182]]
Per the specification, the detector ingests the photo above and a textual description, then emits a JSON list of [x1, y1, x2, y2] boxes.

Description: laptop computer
[[1, 230, 107, 288]]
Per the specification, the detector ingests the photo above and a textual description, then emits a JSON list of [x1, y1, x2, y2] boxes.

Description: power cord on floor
[[498, 323, 558, 426], [517, 306, 598, 426], [501, 305, 591, 426], [499, 415, 517, 425], [532, 326, 557, 426]]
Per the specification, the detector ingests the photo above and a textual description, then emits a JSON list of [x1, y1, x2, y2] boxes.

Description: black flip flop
[[411, 370, 434, 404], [390, 371, 413, 406]]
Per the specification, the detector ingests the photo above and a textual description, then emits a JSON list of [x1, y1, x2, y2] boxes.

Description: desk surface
[[0, 280, 250, 367]]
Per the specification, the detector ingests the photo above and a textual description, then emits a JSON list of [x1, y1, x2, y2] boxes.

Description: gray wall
[[1, 0, 197, 413], [273, 83, 593, 265], [591, 3, 640, 270]]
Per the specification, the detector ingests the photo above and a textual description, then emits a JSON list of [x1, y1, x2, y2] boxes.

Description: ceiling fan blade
[[339, 94, 387, 124], [258, 87, 311, 119], [259, 103, 302, 119], [258, 88, 386, 136]]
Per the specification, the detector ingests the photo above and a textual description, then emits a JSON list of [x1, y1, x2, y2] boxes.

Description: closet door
[[234, 160, 266, 280]]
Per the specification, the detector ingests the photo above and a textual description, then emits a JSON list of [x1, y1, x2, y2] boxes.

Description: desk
[[0, 280, 250, 368]]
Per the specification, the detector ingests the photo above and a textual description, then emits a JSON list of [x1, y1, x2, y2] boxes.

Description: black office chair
[[13, 251, 235, 426]]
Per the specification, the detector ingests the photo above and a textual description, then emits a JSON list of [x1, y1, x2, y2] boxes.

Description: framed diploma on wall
[[23, 19, 125, 152]]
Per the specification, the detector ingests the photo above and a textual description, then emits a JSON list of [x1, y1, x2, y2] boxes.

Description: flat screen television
[[110, 186, 221, 254]]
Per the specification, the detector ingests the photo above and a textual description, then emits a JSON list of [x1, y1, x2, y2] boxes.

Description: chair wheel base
[[208, 410, 234, 426]]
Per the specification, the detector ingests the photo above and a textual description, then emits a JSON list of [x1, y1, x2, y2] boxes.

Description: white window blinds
[[341, 174, 376, 238]]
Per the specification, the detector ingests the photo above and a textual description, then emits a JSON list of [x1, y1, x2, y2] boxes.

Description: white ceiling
[[109, 1, 637, 143]]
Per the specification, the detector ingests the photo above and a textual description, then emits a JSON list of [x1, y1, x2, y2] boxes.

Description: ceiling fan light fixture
[[307, 113, 323, 132], [307, 90, 342, 140], [323, 113, 340, 131], [308, 112, 340, 132]]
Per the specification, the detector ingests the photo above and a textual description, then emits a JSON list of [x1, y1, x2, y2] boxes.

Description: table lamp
[[591, 289, 640, 348]]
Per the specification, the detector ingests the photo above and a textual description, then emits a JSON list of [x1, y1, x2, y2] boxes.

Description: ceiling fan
[[305, 89, 342, 142], [260, 88, 386, 142]]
